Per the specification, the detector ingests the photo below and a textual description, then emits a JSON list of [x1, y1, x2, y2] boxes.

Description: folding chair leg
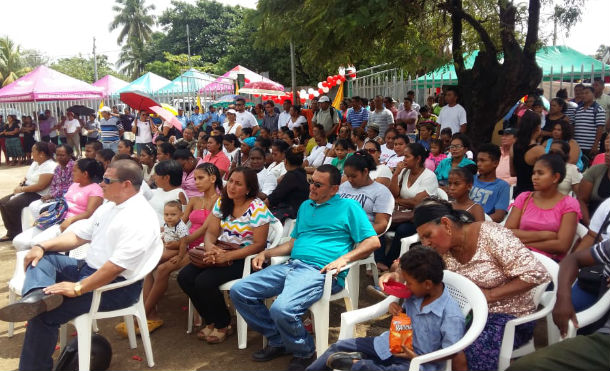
[[236, 311, 248, 349], [187, 299, 194, 334], [124, 315, 137, 349], [73, 315, 92, 371], [134, 301, 155, 367], [369, 263, 379, 289], [7, 289, 16, 337], [311, 302, 330, 357]]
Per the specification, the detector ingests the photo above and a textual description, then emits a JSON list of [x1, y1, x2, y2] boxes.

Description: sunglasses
[[103, 177, 122, 184], [308, 179, 325, 188], [366, 148, 378, 153]]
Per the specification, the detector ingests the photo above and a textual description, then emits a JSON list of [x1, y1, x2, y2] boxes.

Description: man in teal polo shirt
[[230, 165, 380, 371]]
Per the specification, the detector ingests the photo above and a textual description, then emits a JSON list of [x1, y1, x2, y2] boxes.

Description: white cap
[[226, 109, 237, 114], [318, 96, 330, 103], [99, 106, 112, 113]]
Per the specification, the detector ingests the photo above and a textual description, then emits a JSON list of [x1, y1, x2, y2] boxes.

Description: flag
[[196, 95, 202, 112], [98, 101, 104, 119], [332, 82, 343, 110], [235, 80, 240, 95]]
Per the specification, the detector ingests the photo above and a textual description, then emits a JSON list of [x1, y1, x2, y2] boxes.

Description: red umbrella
[[119, 91, 159, 113], [149, 105, 183, 132]]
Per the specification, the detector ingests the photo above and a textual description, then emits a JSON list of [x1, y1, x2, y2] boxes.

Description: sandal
[[0, 236, 12, 242], [196, 325, 214, 340], [205, 325, 233, 344]]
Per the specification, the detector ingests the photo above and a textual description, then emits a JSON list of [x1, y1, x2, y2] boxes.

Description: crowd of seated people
[[1, 87, 610, 371]]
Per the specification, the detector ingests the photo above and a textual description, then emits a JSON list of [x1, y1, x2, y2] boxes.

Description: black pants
[[0, 192, 41, 238], [41, 135, 51, 143], [177, 259, 244, 329], [50, 137, 59, 145]]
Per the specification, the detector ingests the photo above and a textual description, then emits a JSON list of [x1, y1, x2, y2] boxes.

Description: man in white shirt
[[235, 97, 259, 136], [63, 111, 82, 158], [0, 160, 162, 371], [304, 132, 332, 171], [437, 86, 467, 134], [278, 100, 292, 129]]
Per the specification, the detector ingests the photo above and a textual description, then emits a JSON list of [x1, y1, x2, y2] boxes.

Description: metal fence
[[351, 63, 609, 107]]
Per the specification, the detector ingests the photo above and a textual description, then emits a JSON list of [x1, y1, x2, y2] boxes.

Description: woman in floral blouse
[[28, 144, 75, 216]]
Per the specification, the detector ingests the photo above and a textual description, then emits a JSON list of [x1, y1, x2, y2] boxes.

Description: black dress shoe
[[0, 288, 63, 322], [252, 345, 287, 362], [287, 355, 316, 371], [326, 352, 364, 371]]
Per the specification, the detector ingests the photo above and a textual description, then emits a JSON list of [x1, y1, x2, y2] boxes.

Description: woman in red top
[[202, 135, 230, 176]]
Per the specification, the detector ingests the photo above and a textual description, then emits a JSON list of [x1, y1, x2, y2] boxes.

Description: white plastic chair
[[566, 286, 610, 339], [186, 219, 283, 350], [338, 270, 489, 371], [399, 233, 421, 257], [497, 252, 559, 371], [436, 188, 449, 201], [21, 208, 34, 231], [282, 218, 296, 239], [484, 213, 493, 222], [568, 223, 588, 254], [58, 241, 163, 371], [7, 243, 91, 337]]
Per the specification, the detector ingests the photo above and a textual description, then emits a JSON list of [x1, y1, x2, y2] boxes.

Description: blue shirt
[[373, 287, 465, 371], [176, 115, 188, 129], [347, 107, 369, 128], [190, 113, 205, 127], [470, 176, 510, 215], [290, 195, 376, 286], [434, 157, 476, 182]]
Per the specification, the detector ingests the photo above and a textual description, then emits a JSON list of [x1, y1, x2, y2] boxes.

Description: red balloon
[[245, 78, 251, 83], [253, 94, 260, 98], [349, 73, 356, 78], [300, 98, 307, 103], [340, 75, 346, 82], [326, 76, 333, 83], [317, 88, 324, 94], [308, 93, 314, 99], [322, 81, 329, 88]]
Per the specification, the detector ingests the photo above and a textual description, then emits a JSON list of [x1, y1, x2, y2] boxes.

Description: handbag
[[35, 198, 68, 230], [188, 240, 241, 268], [577, 209, 610, 295]]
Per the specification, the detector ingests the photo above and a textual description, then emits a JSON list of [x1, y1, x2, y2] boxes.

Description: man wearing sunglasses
[[231, 165, 381, 371], [0, 160, 162, 371]]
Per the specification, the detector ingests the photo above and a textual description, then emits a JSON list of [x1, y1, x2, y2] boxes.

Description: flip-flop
[[196, 325, 214, 340], [205, 325, 233, 344], [146, 319, 164, 333], [0, 236, 12, 242]]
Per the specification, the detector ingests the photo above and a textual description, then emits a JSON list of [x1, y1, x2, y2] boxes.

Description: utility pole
[[290, 40, 297, 101], [186, 24, 192, 69], [93, 37, 98, 81]]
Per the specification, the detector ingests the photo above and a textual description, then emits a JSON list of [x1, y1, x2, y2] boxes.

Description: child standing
[[470, 143, 511, 222], [448, 168, 486, 222], [425, 139, 446, 171], [307, 247, 466, 371]]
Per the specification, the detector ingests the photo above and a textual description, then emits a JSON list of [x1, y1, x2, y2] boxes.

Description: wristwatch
[[74, 281, 83, 296]]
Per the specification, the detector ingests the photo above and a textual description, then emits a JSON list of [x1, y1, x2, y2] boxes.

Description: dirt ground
[[0, 163, 549, 370], [0, 164, 394, 371]]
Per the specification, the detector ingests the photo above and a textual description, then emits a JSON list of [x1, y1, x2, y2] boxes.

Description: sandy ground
[[0, 163, 393, 371], [0, 163, 549, 370]]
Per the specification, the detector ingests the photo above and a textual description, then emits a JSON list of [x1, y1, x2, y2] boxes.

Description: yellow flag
[[98, 101, 104, 119], [196, 95, 202, 112], [332, 82, 343, 110], [235, 80, 240, 95]]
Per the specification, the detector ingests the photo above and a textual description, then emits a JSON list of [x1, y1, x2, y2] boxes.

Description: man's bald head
[[109, 159, 143, 191]]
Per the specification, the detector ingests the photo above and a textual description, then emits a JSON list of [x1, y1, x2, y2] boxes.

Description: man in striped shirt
[[99, 106, 124, 152], [569, 86, 605, 158], [346, 96, 369, 129]]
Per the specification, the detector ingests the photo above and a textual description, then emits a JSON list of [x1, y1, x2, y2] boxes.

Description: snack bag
[[389, 313, 413, 354]]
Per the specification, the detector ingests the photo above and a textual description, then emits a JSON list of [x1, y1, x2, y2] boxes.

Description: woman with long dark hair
[[178, 167, 274, 343], [510, 110, 545, 197], [541, 118, 583, 170]]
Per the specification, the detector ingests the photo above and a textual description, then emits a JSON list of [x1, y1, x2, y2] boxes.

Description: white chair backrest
[[131, 240, 164, 282], [569, 223, 588, 253], [444, 271, 477, 316], [436, 188, 448, 201], [282, 218, 296, 238], [529, 251, 559, 306], [379, 215, 392, 237], [268, 220, 283, 249], [68, 243, 91, 260], [484, 213, 493, 222]]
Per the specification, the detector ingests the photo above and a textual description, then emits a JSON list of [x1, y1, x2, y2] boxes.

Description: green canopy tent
[[156, 69, 217, 94], [416, 46, 610, 88]]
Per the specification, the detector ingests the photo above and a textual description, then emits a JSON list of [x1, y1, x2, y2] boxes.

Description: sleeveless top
[[188, 208, 212, 249], [148, 187, 186, 226], [513, 144, 536, 198]]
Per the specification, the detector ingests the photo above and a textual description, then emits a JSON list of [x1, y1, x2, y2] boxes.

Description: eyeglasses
[[448, 144, 464, 150], [308, 179, 325, 188], [103, 177, 122, 184], [366, 148, 378, 153]]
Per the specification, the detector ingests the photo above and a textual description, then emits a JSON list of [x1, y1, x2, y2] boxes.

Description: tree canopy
[[51, 55, 127, 83]]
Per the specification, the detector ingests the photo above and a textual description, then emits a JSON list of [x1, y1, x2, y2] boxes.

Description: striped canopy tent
[[416, 46, 610, 88], [114, 72, 171, 96], [92, 75, 129, 97], [156, 68, 217, 94], [0, 65, 104, 102], [199, 65, 284, 96]]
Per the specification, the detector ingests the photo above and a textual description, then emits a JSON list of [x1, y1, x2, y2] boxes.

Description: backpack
[[54, 334, 112, 371], [35, 198, 68, 230]]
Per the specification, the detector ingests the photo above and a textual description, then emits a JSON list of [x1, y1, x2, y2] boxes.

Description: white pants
[[13, 224, 61, 251], [27, 199, 54, 218]]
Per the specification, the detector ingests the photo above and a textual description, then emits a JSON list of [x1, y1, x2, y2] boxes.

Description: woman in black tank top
[[511, 111, 545, 197]]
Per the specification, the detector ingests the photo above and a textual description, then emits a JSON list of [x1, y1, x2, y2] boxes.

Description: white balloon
[[313, 91, 320, 97], [322, 86, 329, 93], [307, 88, 315, 94], [317, 82, 324, 89], [300, 89, 307, 97]]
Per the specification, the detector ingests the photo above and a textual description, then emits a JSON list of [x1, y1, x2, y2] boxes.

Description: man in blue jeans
[[0, 160, 162, 371], [230, 165, 381, 371]]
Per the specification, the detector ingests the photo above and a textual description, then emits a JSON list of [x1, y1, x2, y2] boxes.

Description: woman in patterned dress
[[178, 167, 275, 344], [380, 197, 551, 371], [3, 115, 23, 166]]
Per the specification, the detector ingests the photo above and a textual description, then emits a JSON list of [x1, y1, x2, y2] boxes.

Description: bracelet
[[34, 244, 46, 253]]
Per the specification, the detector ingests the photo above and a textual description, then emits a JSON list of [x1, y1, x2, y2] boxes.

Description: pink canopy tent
[[199, 65, 284, 95], [0, 65, 104, 102], [92, 75, 129, 97]]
